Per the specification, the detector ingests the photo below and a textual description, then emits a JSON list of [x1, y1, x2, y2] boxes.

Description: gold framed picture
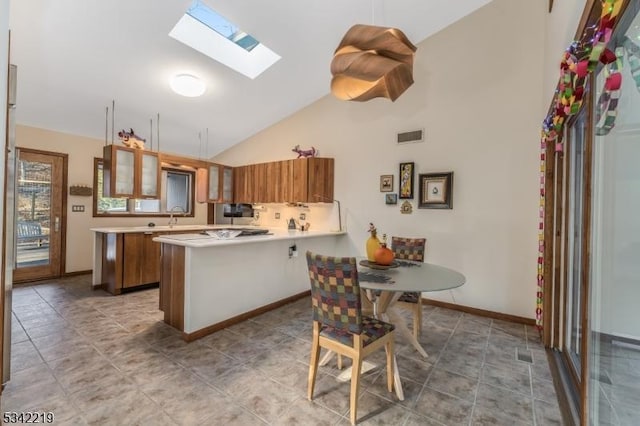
[[418, 172, 453, 209], [399, 162, 414, 199], [380, 174, 394, 192]]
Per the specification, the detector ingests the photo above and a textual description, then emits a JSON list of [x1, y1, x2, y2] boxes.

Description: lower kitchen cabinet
[[123, 232, 161, 288], [100, 231, 164, 295]]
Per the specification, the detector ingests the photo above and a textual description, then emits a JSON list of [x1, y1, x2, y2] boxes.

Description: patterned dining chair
[[391, 237, 427, 340], [306, 251, 395, 425]]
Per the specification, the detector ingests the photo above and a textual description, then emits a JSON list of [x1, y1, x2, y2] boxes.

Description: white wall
[[15, 125, 209, 273], [214, 0, 546, 319], [543, 0, 588, 114]]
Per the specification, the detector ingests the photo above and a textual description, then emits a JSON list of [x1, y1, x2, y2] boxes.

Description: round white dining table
[[356, 258, 466, 293], [343, 258, 466, 401]]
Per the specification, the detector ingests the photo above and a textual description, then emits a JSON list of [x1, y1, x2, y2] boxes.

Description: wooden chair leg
[[413, 303, 422, 340], [308, 332, 320, 400], [337, 354, 343, 370], [385, 339, 395, 393], [350, 354, 363, 425]]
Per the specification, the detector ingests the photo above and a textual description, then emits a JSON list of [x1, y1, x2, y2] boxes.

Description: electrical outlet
[[275, 212, 280, 219], [299, 213, 306, 220]]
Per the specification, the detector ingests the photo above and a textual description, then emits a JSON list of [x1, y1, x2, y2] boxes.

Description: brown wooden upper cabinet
[[252, 163, 267, 203], [234, 163, 266, 203], [234, 157, 333, 203], [293, 157, 334, 203], [265, 160, 293, 203], [207, 163, 234, 203], [233, 165, 249, 203], [103, 145, 160, 199]]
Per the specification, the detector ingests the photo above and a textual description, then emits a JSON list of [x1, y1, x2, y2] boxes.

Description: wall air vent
[[397, 129, 424, 144]]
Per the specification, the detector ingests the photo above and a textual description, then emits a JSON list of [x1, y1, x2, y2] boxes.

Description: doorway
[[566, 107, 589, 378], [547, 99, 591, 422], [13, 148, 67, 282], [543, 1, 640, 424]]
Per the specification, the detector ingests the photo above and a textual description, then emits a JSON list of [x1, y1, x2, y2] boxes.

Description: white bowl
[[205, 229, 243, 239]]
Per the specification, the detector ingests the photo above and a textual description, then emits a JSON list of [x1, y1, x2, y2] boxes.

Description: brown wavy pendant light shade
[[330, 24, 417, 102]]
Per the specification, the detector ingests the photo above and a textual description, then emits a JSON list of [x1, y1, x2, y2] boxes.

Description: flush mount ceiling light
[[331, 24, 417, 102], [170, 74, 206, 97]]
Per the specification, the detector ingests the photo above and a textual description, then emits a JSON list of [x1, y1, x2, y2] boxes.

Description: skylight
[[169, 0, 280, 79]]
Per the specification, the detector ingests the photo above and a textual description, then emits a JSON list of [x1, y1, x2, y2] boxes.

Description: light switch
[[72, 205, 85, 212]]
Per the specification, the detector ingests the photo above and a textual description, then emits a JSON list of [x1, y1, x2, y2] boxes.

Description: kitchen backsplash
[[250, 203, 340, 232]]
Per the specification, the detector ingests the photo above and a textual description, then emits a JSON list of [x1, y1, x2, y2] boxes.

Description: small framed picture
[[385, 193, 398, 204], [418, 172, 453, 209], [399, 162, 414, 199], [380, 175, 394, 192]]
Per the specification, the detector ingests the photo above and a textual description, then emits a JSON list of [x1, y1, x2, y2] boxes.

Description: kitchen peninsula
[[154, 229, 347, 341], [91, 224, 225, 295]]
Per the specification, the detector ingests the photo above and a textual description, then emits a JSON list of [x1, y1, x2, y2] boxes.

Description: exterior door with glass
[[13, 149, 66, 282]]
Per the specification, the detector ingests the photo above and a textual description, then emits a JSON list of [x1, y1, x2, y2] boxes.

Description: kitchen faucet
[[168, 206, 186, 228]]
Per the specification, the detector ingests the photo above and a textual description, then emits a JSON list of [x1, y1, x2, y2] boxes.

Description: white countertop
[[90, 224, 253, 233], [153, 228, 346, 248]]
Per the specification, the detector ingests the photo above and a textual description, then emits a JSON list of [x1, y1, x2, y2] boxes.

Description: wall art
[[380, 174, 393, 192], [385, 193, 398, 204], [418, 172, 453, 209], [399, 162, 414, 199]]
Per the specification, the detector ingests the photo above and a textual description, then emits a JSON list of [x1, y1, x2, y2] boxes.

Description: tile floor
[[593, 340, 640, 425], [1, 275, 563, 425]]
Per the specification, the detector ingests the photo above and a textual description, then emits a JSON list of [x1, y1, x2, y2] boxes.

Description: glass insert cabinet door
[[206, 165, 233, 202], [114, 148, 135, 195], [222, 166, 233, 201], [208, 164, 220, 201], [140, 151, 160, 198], [102, 145, 160, 199]]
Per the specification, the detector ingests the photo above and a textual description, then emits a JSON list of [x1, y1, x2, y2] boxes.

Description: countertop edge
[[153, 230, 347, 247], [91, 225, 260, 233]]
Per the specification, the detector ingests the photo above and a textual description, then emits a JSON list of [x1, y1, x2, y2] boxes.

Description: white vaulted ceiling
[[8, 0, 493, 157]]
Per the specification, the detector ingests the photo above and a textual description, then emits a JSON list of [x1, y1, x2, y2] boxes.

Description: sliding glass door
[[546, 1, 640, 424], [565, 108, 588, 386], [588, 2, 640, 423]]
